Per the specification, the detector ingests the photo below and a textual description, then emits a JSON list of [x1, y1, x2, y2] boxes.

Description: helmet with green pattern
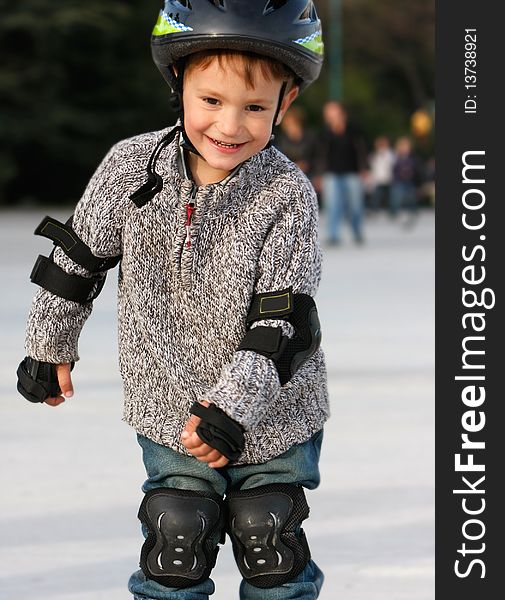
[[151, 0, 324, 103]]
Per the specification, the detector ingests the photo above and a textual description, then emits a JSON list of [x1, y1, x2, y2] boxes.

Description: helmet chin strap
[[166, 61, 203, 157], [265, 80, 287, 149]]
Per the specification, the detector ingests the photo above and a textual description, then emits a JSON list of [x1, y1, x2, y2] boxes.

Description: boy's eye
[[203, 97, 219, 105], [247, 104, 264, 112]]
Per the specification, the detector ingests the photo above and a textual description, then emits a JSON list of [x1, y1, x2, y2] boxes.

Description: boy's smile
[[205, 136, 247, 153], [182, 58, 298, 185]]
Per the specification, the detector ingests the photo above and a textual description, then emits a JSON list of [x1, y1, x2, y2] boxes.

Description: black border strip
[[436, 2, 503, 597]]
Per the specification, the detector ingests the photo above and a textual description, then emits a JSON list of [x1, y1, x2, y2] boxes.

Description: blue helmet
[[151, 0, 324, 94]]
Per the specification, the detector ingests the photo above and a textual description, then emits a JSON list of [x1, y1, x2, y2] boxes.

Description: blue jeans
[[128, 431, 324, 600], [369, 183, 392, 213], [322, 172, 364, 242], [391, 181, 417, 216]]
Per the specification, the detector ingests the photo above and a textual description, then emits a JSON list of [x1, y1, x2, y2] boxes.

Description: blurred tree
[[344, 0, 434, 107], [0, 0, 173, 205], [306, 0, 434, 143]]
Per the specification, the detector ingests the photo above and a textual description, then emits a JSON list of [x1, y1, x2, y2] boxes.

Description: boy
[[17, 1, 329, 599]]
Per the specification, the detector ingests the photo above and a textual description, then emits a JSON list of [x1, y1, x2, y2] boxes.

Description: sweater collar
[[153, 122, 278, 214]]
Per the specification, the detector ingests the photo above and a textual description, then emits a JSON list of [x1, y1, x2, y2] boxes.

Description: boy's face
[[182, 58, 298, 184]]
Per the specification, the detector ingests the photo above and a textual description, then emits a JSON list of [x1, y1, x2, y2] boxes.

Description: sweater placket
[[177, 181, 204, 290]]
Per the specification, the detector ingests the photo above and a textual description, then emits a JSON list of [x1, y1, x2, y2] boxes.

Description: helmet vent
[[263, 0, 289, 15], [298, 1, 316, 22], [175, 0, 192, 9], [207, 0, 225, 9]]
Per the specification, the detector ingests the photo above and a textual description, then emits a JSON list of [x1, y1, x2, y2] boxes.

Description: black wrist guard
[[16, 357, 74, 403], [190, 402, 245, 462], [16, 356, 60, 403]]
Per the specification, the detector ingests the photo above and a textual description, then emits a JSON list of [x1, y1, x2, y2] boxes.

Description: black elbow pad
[[29, 215, 121, 304], [237, 288, 321, 385], [34, 215, 121, 272]]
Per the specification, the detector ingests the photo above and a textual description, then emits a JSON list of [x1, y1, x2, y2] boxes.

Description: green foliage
[[0, 0, 174, 205], [298, 0, 434, 144]]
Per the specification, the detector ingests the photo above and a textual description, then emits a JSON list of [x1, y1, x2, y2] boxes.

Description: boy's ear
[[275, 85, 300, 126]]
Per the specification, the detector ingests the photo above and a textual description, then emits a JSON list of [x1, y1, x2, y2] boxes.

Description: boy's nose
[[216, 108, 243, 139]]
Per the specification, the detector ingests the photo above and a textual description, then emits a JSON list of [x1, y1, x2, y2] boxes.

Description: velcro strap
[[237, 326, 287, 360], [190, 403, 245, 462], [30, 255, 105, 304], [246, 288, 294, 325], [35, 216, 121, 272]]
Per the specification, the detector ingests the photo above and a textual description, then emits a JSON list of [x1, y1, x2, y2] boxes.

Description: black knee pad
[[138, 488, 224, 588], [226, 483, 311, 588]]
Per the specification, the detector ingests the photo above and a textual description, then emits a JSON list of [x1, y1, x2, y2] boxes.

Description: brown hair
[[184, 50, 296, 90]]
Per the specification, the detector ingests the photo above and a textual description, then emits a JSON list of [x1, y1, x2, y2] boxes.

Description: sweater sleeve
[[24, 141, 130, 364], [205, 177, 322, 430]]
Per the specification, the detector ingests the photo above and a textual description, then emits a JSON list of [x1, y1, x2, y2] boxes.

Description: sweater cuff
[[205, 350, 281, 430], [24, 289, 91, 363]]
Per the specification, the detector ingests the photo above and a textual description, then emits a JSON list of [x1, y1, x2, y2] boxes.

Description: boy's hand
[[45, 363, 74, 407], [181, 401, 230, 469]]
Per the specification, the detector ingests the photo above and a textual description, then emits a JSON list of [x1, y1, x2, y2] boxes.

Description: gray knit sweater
[[25, 124, 330, 464]]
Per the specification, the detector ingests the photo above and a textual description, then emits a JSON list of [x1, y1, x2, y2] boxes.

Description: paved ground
[[0, 208, 434, 600]]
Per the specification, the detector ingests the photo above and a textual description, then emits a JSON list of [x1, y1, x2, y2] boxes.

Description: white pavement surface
[[0, 208, 434, 600]]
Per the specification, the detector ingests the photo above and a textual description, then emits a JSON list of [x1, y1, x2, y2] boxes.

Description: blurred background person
[[420, 156, 436, 207], [391, 136, 423, 224], [368, 135, 395, 215], [275, 105, 317, 180], [316, 100, 368, 246]]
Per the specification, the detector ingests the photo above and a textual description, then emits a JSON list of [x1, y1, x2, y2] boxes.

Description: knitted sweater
[[25, 124, 330, 464]]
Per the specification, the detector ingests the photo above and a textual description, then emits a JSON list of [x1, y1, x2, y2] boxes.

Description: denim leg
[[404, 182, 418, 214], [137, 433, 227, 495], [382, 184, 392, 212], [239, 561, 324, 600], [390, 182, 403, 216], [226, 431, 325, 600], [322, 173, 343, 243], [344, 174, 364, 241], [369, 185, 382, 212], [370, 184, 391, 212], [226, 430, 323, 491], [128, 570, 215, 600], [128, 435, 227, 600]]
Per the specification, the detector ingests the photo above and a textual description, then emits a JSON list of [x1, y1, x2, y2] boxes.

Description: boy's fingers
[[195, 449, 221, 463], [209, 456, 229, 469], [44, 396, 65, 407], [55, 363, 73, 398], [182, 414, 201, 438], [182, 434, 224, 463], [182, 400, 210, 437], [183, 433, 213, 453]]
